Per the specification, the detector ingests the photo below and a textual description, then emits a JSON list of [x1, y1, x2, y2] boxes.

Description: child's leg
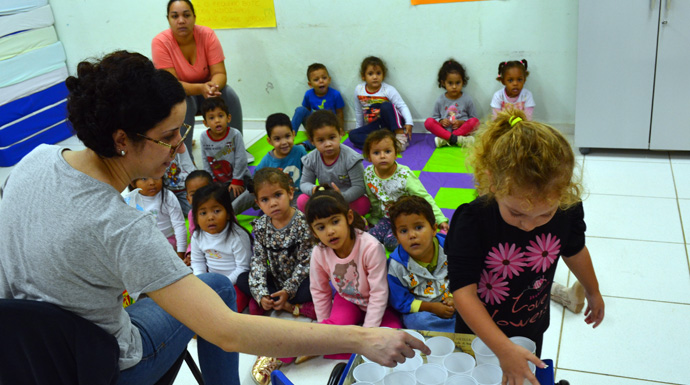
[[424, 118, 452, 140], [451, 118, 480, 137], [348, 195, 371, 217], [291, 106, 311, 133], [379, 306, 403, 329], [348, 120, 383, 149], [234, 272, 251, 313], [296, 194, 310, 212], [322, 293, 366, 359], [367, 218, 397, 250], [291, 278, 316, 320], [230, 189, 254, 215], [402, 311, 455, 333]]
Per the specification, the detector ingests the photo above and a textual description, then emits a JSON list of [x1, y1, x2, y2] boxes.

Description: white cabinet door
[[575, 1, 659, 151], [649, 0, 690, 150]]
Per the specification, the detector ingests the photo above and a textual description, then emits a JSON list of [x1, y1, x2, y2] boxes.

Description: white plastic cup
[[383, 371, 416, 385], [353, 362, 387, 385], [425, 336, 456, 364], [470, 364, 502, 385], [509, 336, 536, 354], [445, 374, 479, 385], [520, 362, 537, 385], [415, 363, 448, 385], [393, 353, 423, 372], [404, 329, 426, 355], [470, 338, 499, 366], [443, 352, 476, 376]]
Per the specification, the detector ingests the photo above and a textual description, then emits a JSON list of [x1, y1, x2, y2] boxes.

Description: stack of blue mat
[[0, 1, 71, 167]]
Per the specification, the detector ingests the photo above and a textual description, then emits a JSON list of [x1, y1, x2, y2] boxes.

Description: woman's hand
[[584, 290, 605, 328], [496, 344, 543, 385], [202, 81, 221, 98], [358, 328, 430, 368]]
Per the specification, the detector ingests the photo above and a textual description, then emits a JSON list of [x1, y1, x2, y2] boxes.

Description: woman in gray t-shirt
[[0, 51, 428, 384]]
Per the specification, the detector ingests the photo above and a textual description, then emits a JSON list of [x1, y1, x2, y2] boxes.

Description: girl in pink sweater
[[305, 187, 402, 360]]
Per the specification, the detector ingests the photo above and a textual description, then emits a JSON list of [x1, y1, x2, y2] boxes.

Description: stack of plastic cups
[[415, 363, 448, 385], [353, 362, 387, 385], [425, 336, 456, 365], [470, 364, 502, 385]]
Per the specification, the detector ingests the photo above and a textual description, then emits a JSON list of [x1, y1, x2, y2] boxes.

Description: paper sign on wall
[[412, 0, 485, 4], [194, 0, 276, 29]]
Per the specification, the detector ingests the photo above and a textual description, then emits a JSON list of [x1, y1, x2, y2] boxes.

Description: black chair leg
[[184, 350, 205, 385]]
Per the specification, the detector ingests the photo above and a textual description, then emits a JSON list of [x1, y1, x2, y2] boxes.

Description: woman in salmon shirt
[[152, 0, 248, 163]]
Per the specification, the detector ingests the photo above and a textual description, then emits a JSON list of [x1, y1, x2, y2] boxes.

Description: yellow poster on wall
[[194, 0, 276, 29], [412, 0, 485, 4]]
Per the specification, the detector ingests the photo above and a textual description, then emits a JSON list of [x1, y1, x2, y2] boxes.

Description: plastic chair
[[0, 298, 203, 385]]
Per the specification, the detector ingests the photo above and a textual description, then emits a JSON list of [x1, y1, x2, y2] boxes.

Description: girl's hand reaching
[[584, 290, 605, 328], [496, 344, 545, 385], [358, 327, 430, 368]]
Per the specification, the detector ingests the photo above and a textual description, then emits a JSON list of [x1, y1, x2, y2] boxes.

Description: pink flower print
[[525, 233, 561, 273], [478, 270, 510, 305], [485, 243, 527, 279]]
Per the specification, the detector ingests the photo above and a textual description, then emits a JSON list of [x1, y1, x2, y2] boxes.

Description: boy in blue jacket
[[387, 196, 456, 332]]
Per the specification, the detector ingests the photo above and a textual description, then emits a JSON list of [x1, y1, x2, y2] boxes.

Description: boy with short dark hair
[[387, 195, 456, 332], [199, 97, 254, 214], [291, 63, 345, 149], [254, 113, 307, 203]]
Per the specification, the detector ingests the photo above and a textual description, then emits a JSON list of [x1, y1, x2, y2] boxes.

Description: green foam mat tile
[[434, 187, 477, 209], [423, 147, 472, 174]]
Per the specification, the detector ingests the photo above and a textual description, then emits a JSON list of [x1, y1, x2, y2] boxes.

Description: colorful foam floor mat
[[237, 131, 478, 230]]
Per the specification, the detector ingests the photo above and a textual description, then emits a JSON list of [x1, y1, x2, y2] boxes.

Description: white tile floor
[[2, 132, 689, 385]]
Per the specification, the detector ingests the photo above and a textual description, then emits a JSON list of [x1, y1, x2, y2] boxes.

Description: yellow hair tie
[[509, 116, 523, 127]]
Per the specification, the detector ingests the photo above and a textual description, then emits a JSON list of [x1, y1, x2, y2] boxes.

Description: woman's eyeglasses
[[137, 124, 191, 157]]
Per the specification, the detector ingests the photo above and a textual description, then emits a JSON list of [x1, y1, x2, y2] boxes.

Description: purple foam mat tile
[[396, 133, 435, 171], [441, 208, 456, 221], [240, 207, 262, 216], [417, 171, 474, 196]]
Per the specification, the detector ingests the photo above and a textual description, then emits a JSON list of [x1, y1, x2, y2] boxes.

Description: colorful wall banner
[[194, 0, 276, 29]]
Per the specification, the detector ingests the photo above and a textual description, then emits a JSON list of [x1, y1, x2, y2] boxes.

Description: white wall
[[49, 0, 577, 127]]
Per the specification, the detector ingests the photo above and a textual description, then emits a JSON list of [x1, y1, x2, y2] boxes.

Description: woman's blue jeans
[[117, 273, 240, 385]]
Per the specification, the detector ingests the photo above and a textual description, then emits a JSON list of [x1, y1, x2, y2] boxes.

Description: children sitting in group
[[183, 170, 214, 265], [199, 97, 254, 214], [491, 59, 535, 120], [297, 110, 370, 216], [254, 113, 307, 205], [387, 196, 455, 333], [424, 59, 480, 148], [363, 129, 448, 250], [349, 56, 414, 151], [291, 63, 345, 150]]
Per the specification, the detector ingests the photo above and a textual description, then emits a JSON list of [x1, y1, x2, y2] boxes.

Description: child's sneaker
[[457, 135, 475, 147], [293, 302, 317, 320], [434, 137, 450, 148], [551, 281, 585, 313], [396, 133, 409, 151], [252, 356, 283, 385]]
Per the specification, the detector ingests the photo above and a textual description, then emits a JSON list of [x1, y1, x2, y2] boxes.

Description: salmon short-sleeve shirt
[[152, 25, 225, 83]]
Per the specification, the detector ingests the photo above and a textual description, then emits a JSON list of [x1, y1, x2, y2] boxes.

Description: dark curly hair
[[359, 56, 387, 79], [437, 58, 469, 88], [65, 50, 185, 158]]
